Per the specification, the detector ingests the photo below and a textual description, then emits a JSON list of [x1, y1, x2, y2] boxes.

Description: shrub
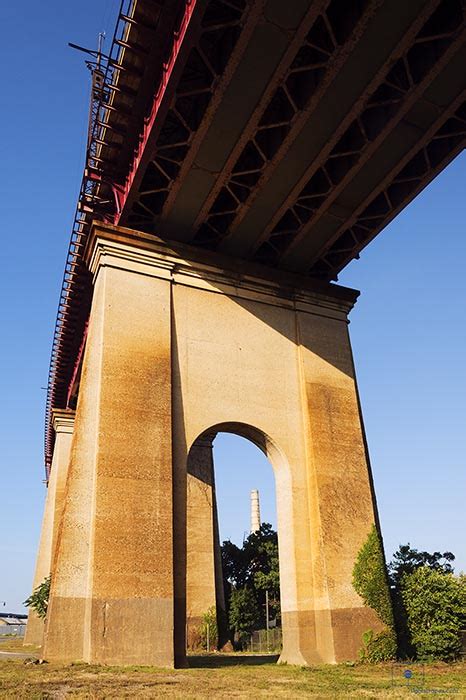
[[359, 628, 398, 663], [24, 575, 51, 620], [199, 606, 218, 650], [229, 587, 262, 649], [353, 525, 396, 661], [353, 525, 394, 628], [389, 544, 457, 659], [401, 567, 466, 661]]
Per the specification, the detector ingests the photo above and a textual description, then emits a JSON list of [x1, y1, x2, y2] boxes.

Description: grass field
[[0, 641, 464, 699]]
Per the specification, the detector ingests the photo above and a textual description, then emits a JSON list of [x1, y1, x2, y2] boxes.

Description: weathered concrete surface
[[43, 223, 386, 666], [297, 315, 385, 663], [43, 245, 173, 666], [24, 410, 74, 647], [186, 435, 226, 649]]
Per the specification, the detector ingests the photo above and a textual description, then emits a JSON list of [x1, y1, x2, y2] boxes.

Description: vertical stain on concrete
[[102, 602, 109, 639]]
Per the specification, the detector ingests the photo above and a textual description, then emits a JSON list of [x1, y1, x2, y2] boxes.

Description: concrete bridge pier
[[186, 433, 226, 649], [43, 233, 175, 666], [42, 222, 385, 667], [24, 409, 74, 647]]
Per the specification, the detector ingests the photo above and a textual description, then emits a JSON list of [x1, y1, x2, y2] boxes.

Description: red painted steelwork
[[115, 0, 198, 224], [45, 0, 190, 474], [66, 320, 89, 408], [44, 0, 466, 476]]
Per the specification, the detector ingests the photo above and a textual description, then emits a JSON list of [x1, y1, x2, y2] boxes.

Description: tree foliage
[[199, 606, 218, 650], [352, 525, 396, 662], [400, 566, 466, 661], [360, 628, 398, 663], [221, 523, 280, 641], [388, 544, 464, 660], [221, 540, 248, 588], [389, 544, 454, 589], [228, 587, 262, 644], [222, 524, 279, 590], [243, 524, 280, 620], [24, 575, 51, 620], [352, 524, 394, 628]]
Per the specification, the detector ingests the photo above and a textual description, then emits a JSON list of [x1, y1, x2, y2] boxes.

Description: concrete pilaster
[[24, 410, 74, 646], [278, 314, 383, 665], [43, 244, 174, 666], [186, 434, 226, 649]]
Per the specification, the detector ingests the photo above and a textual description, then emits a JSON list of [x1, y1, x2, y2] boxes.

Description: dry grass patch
[[0, 638, 39, 654], [0, 654, 464, 698]]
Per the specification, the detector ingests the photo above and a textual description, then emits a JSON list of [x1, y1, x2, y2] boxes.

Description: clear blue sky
[[1, 2, 464, 612]]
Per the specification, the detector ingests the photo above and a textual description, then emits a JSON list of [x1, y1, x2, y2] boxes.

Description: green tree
[[352, 525, 396, 662], [221, 523, 281, 629], [244, 524, 280, 622], [389, 544, 457, 658], [389, 544, 454, 588], [228, 587, 262, 648], [221, 539, 248, 588], [401, 567, 466, 661], [24, 575, 51, 620]]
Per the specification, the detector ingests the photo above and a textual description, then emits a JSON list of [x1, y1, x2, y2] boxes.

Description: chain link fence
[[245, 627, 282, 653], [460, 629, 466, 658]]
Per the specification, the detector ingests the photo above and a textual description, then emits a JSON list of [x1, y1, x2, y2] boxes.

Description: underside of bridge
[[47, 0, 466, 464], [113, 0, 466, 277], [89, 0, 466, 275]]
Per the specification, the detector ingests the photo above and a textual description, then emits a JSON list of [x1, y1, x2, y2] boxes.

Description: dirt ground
[[0, 641, 464, 699]]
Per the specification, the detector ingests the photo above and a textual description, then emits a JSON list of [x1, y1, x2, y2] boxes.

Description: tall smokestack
[[250, 489, 261, 533]]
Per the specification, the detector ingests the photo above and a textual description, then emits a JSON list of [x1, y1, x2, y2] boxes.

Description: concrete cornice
[[52, 408, 75, 434], [86, 223, 359, 319]]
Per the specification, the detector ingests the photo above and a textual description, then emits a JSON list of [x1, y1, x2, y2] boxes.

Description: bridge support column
[[42, 222, 388, 667], [24, 409, 74, 647], [43, 238, 174, 666], [278, 315, 384, 664], [186, 434, 226, 649]]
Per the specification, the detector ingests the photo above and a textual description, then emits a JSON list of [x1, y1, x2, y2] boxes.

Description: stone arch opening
[[183, 422, 292, 660]]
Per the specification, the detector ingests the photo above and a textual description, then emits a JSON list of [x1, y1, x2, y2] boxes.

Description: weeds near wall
[[24, 575, 50, 620]]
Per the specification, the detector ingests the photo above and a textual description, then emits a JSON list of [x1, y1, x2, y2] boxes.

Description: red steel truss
[[45, 0, 466, 475]]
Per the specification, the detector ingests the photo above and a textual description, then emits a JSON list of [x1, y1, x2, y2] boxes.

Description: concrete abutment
[[41, 223, 385, 666]]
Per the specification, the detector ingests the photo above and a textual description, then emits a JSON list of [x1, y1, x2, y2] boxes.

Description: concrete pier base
[[42, 223, 386, 666], [24, 410, 74, 647]]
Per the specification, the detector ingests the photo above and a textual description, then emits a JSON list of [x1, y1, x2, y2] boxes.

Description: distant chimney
[[250, 489, 261, 533]]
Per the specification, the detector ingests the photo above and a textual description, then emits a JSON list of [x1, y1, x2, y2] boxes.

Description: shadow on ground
[[188, 653, 279, 668]]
